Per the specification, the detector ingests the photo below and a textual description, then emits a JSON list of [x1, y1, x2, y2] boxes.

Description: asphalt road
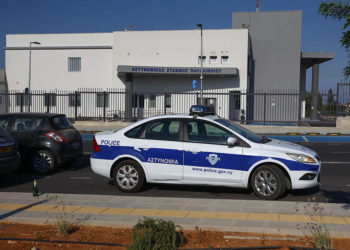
[[0, 141, 349, 204]]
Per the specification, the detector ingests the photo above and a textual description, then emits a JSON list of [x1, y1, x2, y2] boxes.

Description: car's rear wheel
[[112, 160, 145, 193], [32, 150, 56, 174], [251, 165, 286, 200]]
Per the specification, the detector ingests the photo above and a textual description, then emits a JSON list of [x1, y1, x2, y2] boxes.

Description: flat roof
[[301, 52, 334, 68]]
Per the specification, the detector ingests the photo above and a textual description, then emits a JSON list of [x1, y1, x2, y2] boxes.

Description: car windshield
[[0, 127, 10, 137], [50, 116, 71, 130], [215, 118, 268, 143]]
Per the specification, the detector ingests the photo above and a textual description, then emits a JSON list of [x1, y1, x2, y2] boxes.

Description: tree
[[319, 1, 350, 78]]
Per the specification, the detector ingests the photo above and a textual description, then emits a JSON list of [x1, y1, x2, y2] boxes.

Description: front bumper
[[290, 162, 321, 189]]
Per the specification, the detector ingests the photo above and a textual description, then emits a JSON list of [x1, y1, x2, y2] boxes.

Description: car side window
[[186, 119, 232, 145], [145, 119, 180, 141], [125, 124, 144, 138], [0, 118, 9, 131], [12, 118, 42, 132]]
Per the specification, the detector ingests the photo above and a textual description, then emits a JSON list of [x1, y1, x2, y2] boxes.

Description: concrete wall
[[5, 33, 113, 91], [232, 11, 302, 91], [113, 29, 249, 91]]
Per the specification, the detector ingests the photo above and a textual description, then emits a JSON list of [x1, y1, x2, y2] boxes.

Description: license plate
[[0, 146, 11, 154], [72, 142, 80, 148]]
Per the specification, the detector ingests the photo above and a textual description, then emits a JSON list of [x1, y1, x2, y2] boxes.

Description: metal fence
[[0, 85, 349, 126]]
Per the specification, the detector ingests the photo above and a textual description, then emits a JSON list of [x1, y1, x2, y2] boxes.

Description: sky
[[0, 0, 348, 91]]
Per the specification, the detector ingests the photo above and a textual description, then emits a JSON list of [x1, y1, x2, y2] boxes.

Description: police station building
[[3, 11, 333, 122]]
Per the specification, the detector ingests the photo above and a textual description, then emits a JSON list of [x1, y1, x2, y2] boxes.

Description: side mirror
[[227, 137, 238, 146]]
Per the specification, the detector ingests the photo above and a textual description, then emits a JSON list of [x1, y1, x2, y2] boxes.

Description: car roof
[[140, 114, 220, 121], [0, 113, 64, 118]]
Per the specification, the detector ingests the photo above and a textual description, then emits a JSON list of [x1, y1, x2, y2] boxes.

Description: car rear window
[[50, 116, 71, 130]]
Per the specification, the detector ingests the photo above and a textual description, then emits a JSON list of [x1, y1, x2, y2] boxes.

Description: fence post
[[103, 91, 106, 122], [163, 93, 167, 115], [20, 93, 24, 113], [46, 94, 50, 113], [336, 83, 340, 116], [75, 91, 78, 121], [263, 92, 267, 125]]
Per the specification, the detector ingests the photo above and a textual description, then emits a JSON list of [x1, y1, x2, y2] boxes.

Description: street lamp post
[[196, 24, 203, 105], [28, 41, 40, 112]]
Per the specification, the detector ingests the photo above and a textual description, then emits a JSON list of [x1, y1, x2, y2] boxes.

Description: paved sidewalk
[[0, 192, 349, 238]]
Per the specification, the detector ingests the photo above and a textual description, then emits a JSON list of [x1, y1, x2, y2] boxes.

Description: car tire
[[32, 150, 56, 174], [112, 160, 145, 193], [251, 165, 286, 200]]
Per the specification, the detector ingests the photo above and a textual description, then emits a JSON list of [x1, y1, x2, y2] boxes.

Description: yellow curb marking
[[103, 208, 133, 215], [0, 203, 350, 226], [247, 213, 279, 221], [217, 212, 248, 220], [129, 209, 161, 216], [187, 211, 218, 219], [157, 210, 190, 218]]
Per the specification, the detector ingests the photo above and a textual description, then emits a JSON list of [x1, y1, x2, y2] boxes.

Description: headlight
[[287, 153, 316, 163]]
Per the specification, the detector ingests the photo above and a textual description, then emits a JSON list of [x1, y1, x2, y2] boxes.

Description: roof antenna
[[256, 0, 260, 12]]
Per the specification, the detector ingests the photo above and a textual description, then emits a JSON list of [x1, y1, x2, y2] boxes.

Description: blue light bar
[[189, 105, 215, 116]]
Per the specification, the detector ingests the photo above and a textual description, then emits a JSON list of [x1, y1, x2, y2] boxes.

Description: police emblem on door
[[206, 154, 220, 165]]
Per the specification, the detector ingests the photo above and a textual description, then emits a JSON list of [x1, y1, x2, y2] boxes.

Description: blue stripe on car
[[91, 145, 319, 172]]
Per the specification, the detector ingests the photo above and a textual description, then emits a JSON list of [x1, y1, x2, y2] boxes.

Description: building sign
[[192, 80, 197, 89], [118, 65, 238, 76]]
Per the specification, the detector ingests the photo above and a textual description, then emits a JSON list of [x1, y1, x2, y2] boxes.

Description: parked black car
[[0, 126, 20, 175], [0, 113, 83, 174]]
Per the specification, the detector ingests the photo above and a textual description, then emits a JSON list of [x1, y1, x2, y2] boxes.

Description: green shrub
[[128, 217, 184, 250]]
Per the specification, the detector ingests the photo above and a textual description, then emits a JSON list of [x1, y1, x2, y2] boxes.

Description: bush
[[128, 217, 184, 250]]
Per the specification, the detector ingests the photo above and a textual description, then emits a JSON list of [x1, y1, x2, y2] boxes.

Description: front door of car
[[183, 119, 243, 184], [134, 118, 183, 181]]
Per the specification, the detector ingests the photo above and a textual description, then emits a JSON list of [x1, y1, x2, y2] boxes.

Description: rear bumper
[[50, 140, 83, 165], [0, 154, 20, 175]]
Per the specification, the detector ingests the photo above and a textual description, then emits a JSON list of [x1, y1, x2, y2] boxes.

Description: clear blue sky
[[0, 0, 347, 91]]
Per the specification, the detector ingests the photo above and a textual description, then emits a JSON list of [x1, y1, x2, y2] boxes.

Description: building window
[[165, 94, 171, 108], [44, 93, 57, 106], [68, 57, 81, 72], [209, 56, 217, 64], [0, 96, 2, 105], [198, 56, 206, 64], [149, 95, 156, 108], [221, 56, 229, 64], [96, 93, 109, 107], [15, 93, 31, 106], [132, 94, 144, 108], [68, 93, 81, 107]]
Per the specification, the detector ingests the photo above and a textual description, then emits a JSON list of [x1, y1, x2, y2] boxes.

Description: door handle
[[141, 145, 151, 150], [187, 149, 200, 154]]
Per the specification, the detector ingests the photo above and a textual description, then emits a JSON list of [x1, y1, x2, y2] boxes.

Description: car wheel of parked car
[[251, 165, 286, 200], [112, 160, 145, 193], [32, 150, 56, 174]]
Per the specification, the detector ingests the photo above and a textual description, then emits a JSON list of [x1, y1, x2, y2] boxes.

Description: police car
[[91, 106, 320, 200]]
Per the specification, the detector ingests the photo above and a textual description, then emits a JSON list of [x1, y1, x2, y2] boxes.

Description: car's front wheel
[[112, 160, 145, 193], [32, 150, 56, 174], [251, 165, 287, 200]]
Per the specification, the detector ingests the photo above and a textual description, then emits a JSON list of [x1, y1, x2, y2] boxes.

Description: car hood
[[262, 139, 318, 158]]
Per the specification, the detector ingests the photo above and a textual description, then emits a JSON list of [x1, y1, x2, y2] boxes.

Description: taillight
[[44, 132, 67, 143], [93, 136, 101, 152]]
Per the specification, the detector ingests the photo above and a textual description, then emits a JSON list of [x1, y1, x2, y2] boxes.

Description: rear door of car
[[10, 116, 43, 158], [133, 118, 184, 181]]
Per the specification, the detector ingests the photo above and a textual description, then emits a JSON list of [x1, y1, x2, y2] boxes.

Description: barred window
[[96, 93, 109, 107], [165, 94, 171, 108], [44, 93, 57, 106], [149, 95, 156, 108], [15, 93, 31, 106], [68, 57, 81, 72], [68, 93, 81, 107]]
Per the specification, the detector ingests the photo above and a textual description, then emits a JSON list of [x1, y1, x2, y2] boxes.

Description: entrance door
[[229, 91, 241, 121]]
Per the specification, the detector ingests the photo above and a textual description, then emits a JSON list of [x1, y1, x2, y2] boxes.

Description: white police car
[[91, 106, 320, 200]]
